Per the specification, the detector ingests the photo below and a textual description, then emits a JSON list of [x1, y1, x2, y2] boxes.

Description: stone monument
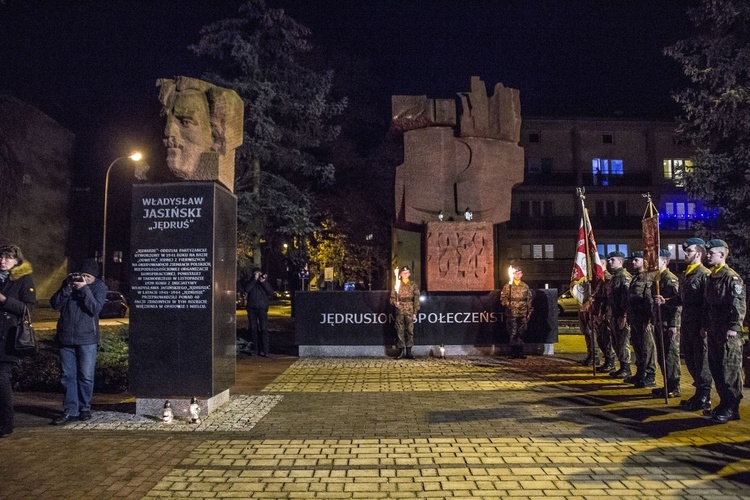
[[135, 76, 244, 193], [129, 76, 243, 418], [392, 77, 524, 290]]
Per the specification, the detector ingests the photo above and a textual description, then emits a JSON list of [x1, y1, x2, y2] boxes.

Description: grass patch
[[13, 324, 129, 393]]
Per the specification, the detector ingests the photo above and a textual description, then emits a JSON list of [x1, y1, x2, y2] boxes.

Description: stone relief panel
[[425, 221, 494, 291]]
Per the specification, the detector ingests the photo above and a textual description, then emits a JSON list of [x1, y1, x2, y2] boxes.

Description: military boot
[[712, 403, 740, 423], [609, 365, 632, 379], [596, 358, 615, 372], [405, 347, 414, 359]]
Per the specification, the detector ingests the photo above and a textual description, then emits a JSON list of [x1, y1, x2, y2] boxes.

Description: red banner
[[642, 215, 660, 272]]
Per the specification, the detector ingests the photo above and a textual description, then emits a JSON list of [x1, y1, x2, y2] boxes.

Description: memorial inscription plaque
[[130, 182, 236, 399]]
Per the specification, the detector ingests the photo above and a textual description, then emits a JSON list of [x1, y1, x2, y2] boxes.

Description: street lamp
[[102, 152, 143, 282]]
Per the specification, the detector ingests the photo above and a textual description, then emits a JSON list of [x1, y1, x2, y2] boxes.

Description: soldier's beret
[[631, 251, 643, 258], [607, 251, 625, 259], [400, 266, 411, 273], [513, 265, 523, 272], [706, 239, 729, 251], [659, 249, 672, 258], [682, 237, 705, 249]]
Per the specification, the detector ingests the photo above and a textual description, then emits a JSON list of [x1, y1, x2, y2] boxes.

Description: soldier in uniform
[[676, 238, 712, 411], [594, 259, 615, 372], [652, 249, 682, 398], [703, 239, 746, 423], [626, 251, 657, 388], [578, 299, 599, 367], [604, 251, 632, 378], [500, 266, 533, 359], [390, 266, 420, 359]]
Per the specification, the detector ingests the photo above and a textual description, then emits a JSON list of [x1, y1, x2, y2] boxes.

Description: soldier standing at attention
[[652, 249, 683, 398], [703, 239, 746, 423], [390, 266, 420, 359], [676, 238, 712, 411], [626, 251, 657, 388], [594, 260, 616, 372], [605, 251, 632, 378], [500, 266, 533, 359]]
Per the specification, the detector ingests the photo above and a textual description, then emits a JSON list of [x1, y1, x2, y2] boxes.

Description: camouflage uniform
[[652, 268, 682, 392], [679, 263, 711, 401], [704, 264, 746, 412], [592, 273, 614, 367], [578, 305, 598, 365], [390, 281, 420, 349], [605, 267, 631, 374], [628, 270, 657, 384], [500, 280, 532, 348]]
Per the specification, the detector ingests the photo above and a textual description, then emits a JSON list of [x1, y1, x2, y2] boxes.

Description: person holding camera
[[242, 267, 274, 356], [49, 258, 107, 425], [0, 244, 36, 438]]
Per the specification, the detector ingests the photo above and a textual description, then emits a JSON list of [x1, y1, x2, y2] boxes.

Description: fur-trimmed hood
[[10, 260, 33, 280]]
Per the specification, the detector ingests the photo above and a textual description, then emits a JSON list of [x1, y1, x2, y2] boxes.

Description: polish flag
[[570, 213, 604, 304]]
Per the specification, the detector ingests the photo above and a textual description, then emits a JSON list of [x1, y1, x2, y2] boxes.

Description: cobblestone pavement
[[1, 347, 749, 499]]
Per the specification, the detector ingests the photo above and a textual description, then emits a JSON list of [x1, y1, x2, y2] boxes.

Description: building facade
[[500, 117, 705, 290]]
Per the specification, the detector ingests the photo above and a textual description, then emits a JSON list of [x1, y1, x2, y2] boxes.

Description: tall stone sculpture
[[136, 76, 244, 192], [393, 76, 523, 226], [392, 77, 524, 291]]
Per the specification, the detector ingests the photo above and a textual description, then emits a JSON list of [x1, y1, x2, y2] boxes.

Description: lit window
[[592, 159, 624, 180], [666, 244, 684, 261], [113, 251, 123, 263], [663, 159, 693, 187], [522, 244, 554, 260], [597, 243, 629, 256]]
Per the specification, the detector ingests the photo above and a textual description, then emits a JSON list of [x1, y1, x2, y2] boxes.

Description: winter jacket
[[50, 278, 108, 346], [243, 278, 274, 310], [0, 261, 36, 363]]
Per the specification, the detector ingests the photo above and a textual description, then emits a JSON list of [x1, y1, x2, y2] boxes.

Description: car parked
[[557, 290, 580, 316], [100, 291, 128, 318]]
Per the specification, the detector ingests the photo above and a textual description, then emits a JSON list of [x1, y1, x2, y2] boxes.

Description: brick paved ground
[[0, 335, 748, 499]]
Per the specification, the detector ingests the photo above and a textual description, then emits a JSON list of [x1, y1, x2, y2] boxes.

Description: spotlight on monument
[[102, 151, 145, 281], [464, 207, 473, 221], [438, 210, 444, 222]]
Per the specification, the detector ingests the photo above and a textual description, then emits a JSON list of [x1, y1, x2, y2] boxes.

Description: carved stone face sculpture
[[163, 89, 214, 179], [146, 76, 244, 192]]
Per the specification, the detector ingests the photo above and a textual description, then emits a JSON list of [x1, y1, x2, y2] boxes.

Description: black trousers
[[248, 308, 270, 355], [0, 362, 14, 433]]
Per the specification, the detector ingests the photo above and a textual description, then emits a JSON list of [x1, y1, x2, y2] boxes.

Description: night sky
[[0, 0, 693, 179]]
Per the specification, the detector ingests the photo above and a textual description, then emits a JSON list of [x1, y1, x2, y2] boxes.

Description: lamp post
[[102, 152, 142, 282]]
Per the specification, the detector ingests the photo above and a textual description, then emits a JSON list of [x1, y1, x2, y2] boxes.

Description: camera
[[68, 272, 85, 283]]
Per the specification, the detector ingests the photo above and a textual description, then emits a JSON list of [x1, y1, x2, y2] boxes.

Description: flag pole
[[577, 187, 597, 376], [643, 193, 668, 405]]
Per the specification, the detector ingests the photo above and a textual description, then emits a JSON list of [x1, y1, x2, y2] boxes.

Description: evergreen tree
[[665, 0, 750, 275], [191, 0, 346, 266]]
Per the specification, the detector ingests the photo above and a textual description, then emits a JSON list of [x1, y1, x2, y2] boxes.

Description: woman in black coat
[[0, 244, 36, 438]]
